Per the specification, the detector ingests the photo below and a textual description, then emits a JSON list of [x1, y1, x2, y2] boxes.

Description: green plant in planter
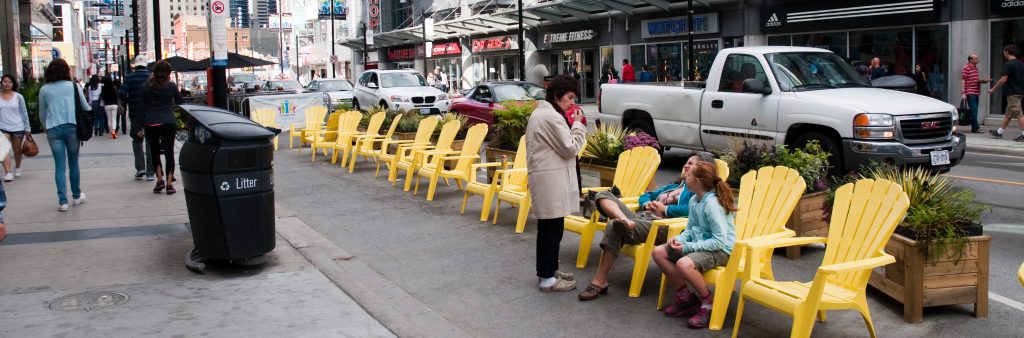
[[19, 79, 43, 133], [844, 163, 987, 263], [490, 100, 536, 150], [433, 113, 469, 140], [716, 140, 774, 183], [764, 140, 831, 192], [334, 103, 354, 112], [394, 110, 423, 133], [582, 123, 626, 162]]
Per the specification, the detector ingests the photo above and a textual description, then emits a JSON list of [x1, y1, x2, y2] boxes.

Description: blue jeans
[[967, 94, 980, 132], [0, 180, 6, 223], [46, 124, 81, 205]]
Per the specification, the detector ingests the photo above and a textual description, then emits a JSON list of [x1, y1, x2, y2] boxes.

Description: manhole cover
[[47, 291, 129, 311]]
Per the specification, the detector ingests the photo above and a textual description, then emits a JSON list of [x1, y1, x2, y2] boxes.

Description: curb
[[966, 143, 1024, 157]]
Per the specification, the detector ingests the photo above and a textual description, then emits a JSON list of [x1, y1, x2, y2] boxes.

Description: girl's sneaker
[[3, 173, 13, 182], [13, 168, 22, 177], [664, 288, 700, 317], [687, 295, 714, 328]]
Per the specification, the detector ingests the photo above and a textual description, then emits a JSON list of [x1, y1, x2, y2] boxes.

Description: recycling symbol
[[220, 182, 230, 191]]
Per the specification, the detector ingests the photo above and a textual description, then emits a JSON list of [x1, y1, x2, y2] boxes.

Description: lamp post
[[278, 0, 284, 76], [235, 30, 239, 53], [130, 0, 139, 67], [421, 11, 428, 76], [517, 0, 524, 81], [330, 0, 336, 77], [687, 0, 694, 81], [361, 21, 368, 65]]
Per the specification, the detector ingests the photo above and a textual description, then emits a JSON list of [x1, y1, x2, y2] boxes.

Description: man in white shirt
[[433, 67, 449, 93]]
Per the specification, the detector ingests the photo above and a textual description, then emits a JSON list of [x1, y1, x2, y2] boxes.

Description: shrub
[[623, 132, 660, 151], [582, 123, 626, 162], [433, 113, 470, 140], [490, 100, 536, 150], [395, 110, 422, 133]]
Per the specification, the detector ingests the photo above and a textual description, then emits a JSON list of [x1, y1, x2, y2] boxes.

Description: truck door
[[699, 54, 781, 151]]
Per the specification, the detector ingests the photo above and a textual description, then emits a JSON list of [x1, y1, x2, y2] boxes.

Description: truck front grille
[[899, 115, 952, 143]]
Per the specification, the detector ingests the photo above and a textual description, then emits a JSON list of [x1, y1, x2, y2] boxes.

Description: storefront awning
[[342, 0, 730, 49]]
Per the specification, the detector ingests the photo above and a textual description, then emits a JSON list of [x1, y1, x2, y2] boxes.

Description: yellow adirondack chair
[[377, 118, 438, 179], [460, 136, 526, 225], [251, 109, 280, 150], [293, 105, 328, 150], [731, 178, 909, 338], [390, 119, 461, 192], [566, 146, 661, 269], [413, 123, 489, 200], [350, 115, 401, 172], [347, 112, 395, 172], [652, 166, 805, 330], [324, 111, 363, 164], [1018, 262, 1023, 287], [307, 111, 343, 160]]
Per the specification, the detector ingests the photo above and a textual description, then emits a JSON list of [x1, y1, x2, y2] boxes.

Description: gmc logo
[[921, 121, 941, 130]]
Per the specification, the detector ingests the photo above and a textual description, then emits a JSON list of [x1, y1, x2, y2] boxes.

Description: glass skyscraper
[[229, 0, 250, 28]]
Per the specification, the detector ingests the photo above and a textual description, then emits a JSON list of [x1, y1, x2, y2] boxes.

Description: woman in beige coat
[[526, 74, 587, 292]]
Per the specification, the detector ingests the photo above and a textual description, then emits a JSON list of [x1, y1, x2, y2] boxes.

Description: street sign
[[210, 0, 229, 67], [112, 16, 126, 38], [330, 54, 338, 64], [366, 31, 374, 45], [424, 18, 434, 40]]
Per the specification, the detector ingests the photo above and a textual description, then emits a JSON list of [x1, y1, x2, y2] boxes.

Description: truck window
[[719, 54, 767, 92], [765, 52, 870, 91]]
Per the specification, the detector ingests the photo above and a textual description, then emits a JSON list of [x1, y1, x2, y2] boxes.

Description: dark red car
[[449, 81, 545, 125]]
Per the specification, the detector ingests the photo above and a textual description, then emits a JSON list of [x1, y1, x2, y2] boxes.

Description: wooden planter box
[[579, 159, 617, 188], [450, 139, 464, 152], [868, 233, 990, 323], [484, 147, 518, 182], [392, 132, 417, 141], [783, 191, 829, 260]]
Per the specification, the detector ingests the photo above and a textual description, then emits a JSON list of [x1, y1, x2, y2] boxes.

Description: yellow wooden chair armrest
[[440, 155, 479, 162], [653, 217, 688, 229], [497, 168, 529, 190], [581, 186, 612, 194], [818, 254, 895, 275], [742, 236, 826, 251], [471, 162, 506, 170], [620, 196, 640, 204]]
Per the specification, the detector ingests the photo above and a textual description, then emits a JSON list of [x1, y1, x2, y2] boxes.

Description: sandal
[[153, 180, 165, 193], [577, 283, 609, 301], [165, 183, 176, 195], [539, 276, 577, 292]]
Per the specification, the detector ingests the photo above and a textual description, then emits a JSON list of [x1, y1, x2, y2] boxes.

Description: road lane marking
[[990, 292, 1024, 312], [944, 174, 1024, 186], [977, 161, 1024, 167]]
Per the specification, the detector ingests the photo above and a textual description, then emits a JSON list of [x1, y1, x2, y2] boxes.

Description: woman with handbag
[[0, 74, 31, 182], [39, 59, 90, 211]]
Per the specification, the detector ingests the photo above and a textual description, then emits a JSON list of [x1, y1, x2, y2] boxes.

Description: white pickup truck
[[599, 46, 966, 173]]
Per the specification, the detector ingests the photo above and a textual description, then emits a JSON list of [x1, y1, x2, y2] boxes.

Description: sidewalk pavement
[[577, 103, 1024, 156], [0, 133, 409, 336]]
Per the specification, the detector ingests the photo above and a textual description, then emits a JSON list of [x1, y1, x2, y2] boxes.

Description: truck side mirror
[[742, 79, 772, 95], [367, 82, 378, 89]]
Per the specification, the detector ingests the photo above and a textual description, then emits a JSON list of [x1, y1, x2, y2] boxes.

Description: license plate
[[420, 108, 432, 115], [930, 150, 950, 166]]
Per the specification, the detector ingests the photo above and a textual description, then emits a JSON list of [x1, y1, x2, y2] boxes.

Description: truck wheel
[[353, 99, 361, 112], [380, 100, 389, 111], [793, 132, 844, 177], [627, 119, 663, 154]]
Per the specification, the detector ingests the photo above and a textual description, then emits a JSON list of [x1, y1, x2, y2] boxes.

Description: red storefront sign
[[471, 36, 517, 53], [387, 47, 417, 61], [430, 42, 461, 57], [368, 0, 380, 31]]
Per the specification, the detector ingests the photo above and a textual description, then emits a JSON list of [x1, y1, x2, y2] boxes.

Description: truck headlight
[[853, 113, 895, 140], [390, 95, 411, 103], [951, 110, 959, 133]]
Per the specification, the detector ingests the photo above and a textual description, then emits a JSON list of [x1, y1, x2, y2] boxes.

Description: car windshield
[[319, 80, 353, 91], [380, 72, 427, 88], [519, 84, 545, 99], [765, 52, 871, 92], [492, 84, 533, 101], [269, 81, 301, 90], [233, 74, 258, 83]]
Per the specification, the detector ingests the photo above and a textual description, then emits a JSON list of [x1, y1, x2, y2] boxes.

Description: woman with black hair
[[38, 58, 91, 211], [0, 74, 30, 181], [86, 75, 106, 136], [140, 60, 183, 194], [100, 76, 120, 138], [525, 74, 588, 292]]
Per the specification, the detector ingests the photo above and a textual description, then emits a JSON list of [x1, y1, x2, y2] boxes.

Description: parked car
[[306, 78, 355, 108], [450, 82, 541, 125], [352, 69, 450, 115], [600, 46, 965, 173], [261, 80, 304, 94], [230, 73, 261, 91]]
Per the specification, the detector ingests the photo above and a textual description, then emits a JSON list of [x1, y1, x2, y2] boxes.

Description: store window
[[684, 40, 720, 81], [989, 20, 1024, 115], [915, 25, 948, 101], [767, 35, 791, 46], [648, 43, 682, 81], [793, 32, 847, 57], [427, 58, 462, 94], [849, 28, 913, 77]]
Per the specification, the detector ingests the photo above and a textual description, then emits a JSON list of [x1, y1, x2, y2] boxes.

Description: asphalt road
[[272, 145, 1024, 337]]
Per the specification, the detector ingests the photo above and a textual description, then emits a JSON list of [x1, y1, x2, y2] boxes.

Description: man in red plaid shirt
[[961, 53, 989, 133]]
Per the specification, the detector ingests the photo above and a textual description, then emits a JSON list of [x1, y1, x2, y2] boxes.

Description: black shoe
[[970, 129, 984, 134], [1014, 135, 1024, 142], [990, 130, 1003, 139], [134, 171, 146, 180]]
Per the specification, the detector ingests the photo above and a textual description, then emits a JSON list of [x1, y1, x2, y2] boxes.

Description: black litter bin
[[178, 104, 277, 272]]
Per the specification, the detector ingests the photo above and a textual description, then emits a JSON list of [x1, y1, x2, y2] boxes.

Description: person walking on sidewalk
[[0, 134, 10, 243], [526, 74, 587, 292], [119, 56, 155, 180], [38, 59, 90, 211], [0, 74, 30, 181], [651, 161, 736, 328], [85, 75, 106, 136], [577, 152, 716, 301], [962, 54, 989, 133], [100, 76, 119, 139], [988, 45, 1024, 141], [113, 79, 127, 135], [141, 60, 183, 195], [621, 59, 635, 83]]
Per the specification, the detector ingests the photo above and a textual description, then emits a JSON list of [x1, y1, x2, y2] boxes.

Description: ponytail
[[691, 162, 737, 213]]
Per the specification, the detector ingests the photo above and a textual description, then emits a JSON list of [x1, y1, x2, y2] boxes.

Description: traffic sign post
[[208, 0, 229, 109]]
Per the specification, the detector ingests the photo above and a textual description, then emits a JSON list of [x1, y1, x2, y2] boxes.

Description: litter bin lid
[[180, 104, 275, 140]]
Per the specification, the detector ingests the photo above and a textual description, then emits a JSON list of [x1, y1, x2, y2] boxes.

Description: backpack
[[73, 84, 94, 141]]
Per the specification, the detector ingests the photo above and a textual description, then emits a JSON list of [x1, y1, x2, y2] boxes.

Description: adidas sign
[[765, 13, 782, 27]]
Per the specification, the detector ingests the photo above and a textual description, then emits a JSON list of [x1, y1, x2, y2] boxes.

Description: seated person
[[652, 161, 737, 328], [577, 151, 717, 301]]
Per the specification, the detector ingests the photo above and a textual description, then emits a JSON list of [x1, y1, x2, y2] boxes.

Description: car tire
[[792, 131, 844, 177], [353, 99, 361, 112]]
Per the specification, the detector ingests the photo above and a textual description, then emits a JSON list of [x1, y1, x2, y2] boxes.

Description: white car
[[353, 69, 450, 115], [306, 78, 355, 108]]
